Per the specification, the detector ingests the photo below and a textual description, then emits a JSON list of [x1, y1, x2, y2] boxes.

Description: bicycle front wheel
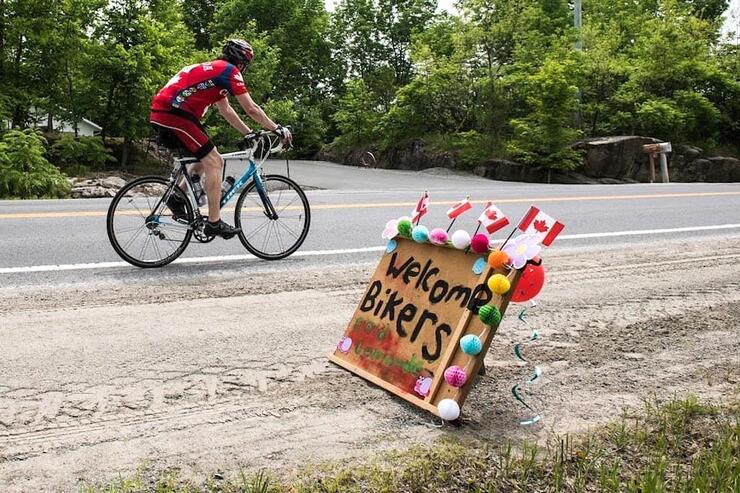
[[107, 176, 193, 268], [234, 175, 310, 260]]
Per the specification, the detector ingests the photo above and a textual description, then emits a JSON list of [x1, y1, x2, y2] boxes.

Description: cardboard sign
[[329, 238, 519, 416]]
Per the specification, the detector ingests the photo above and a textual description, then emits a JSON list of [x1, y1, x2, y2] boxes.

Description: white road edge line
[[1, 223, 739, 274]]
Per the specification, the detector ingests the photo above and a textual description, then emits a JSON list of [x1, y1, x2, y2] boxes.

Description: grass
[[81, 395, 739, 493]]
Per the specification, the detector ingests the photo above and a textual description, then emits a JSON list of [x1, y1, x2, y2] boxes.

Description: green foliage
[[1, 0, 737, 175], [507, 57, 583, 169], [0, 130, 70, 199], [50, 135, 116, 171], [333, 79, 383, 147]]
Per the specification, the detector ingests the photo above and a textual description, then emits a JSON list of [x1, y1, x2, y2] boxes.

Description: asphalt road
[[0, 159, 739, 281]]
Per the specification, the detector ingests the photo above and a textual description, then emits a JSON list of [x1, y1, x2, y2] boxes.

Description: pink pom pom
[[429, 228, 449, 245], [444, 365, 468, 388], [470, 233, 489, 254]]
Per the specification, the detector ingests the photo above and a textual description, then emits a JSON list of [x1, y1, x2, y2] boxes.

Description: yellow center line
[[0, 190, 738, 220]]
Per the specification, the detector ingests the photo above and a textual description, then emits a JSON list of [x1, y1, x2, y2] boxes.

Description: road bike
[[106, 132, 310, 268]]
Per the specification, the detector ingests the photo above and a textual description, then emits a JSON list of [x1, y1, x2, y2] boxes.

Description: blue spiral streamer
[[511, 301, 543, 426]]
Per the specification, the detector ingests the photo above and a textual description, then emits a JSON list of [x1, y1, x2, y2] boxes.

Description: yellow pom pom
[[487, 273, 511, 295]]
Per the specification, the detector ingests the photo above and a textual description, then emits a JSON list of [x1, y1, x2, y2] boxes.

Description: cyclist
[[150, 39, 292, 239]]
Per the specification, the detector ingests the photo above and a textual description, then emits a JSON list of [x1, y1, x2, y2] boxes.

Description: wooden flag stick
[[446, 217, 457, 232], [498, 226, 518, 250]]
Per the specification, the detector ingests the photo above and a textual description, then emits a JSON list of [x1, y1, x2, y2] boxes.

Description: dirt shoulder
[[0, 236, 739, 491]]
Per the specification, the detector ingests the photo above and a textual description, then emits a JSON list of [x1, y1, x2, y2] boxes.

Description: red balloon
[[511, 261, 545, 302]]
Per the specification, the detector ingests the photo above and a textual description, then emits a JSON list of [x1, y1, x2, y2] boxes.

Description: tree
[[333, 79, 382, 146], [211, 0, 335, 100], [507, 56, 582, 168], [86, 0, 195, 168]]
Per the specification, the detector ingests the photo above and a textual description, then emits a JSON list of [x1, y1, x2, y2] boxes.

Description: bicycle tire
[[234, 174, 310, 260], [107, 176, 194, 268]]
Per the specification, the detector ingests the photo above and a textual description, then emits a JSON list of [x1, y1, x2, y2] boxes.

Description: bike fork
[[254, 178, 279, 220]]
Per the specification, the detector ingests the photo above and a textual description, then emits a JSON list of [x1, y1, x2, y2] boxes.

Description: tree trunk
[[47, 113, 53, 132], [11, 32, 23, 128], [65, 59, 79, 137], [101, 80, 118, 142], [121, 136, 130, 171]]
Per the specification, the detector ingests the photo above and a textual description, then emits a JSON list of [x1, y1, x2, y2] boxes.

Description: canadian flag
[[517, 206, 564, 246], [446, 198, 472, 219], [478, 202, 510, 234], [411, 191, 429, 224]]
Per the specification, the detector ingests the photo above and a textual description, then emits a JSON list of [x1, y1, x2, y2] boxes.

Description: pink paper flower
[[382, 219, 398, 240], [502, 234, 541, 269], [337, 336, 352, 353], [414, 376, 433, 397]]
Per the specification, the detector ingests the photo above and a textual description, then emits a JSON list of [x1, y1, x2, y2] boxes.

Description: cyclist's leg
[[200, 148, 225, 222], [150, 111, 213, 203]]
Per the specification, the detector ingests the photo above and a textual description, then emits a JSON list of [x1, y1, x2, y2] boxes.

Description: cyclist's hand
[[274, 124, 292, 147], [243, 131, 260, 148]]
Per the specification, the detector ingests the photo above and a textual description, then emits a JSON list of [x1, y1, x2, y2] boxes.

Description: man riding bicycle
[[150, 39, 292, 239]]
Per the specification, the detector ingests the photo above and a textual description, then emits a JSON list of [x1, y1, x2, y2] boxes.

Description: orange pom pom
[[487, 250, 509, 269]]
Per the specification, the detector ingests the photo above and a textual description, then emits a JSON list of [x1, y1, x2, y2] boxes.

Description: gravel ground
[[0, 235, 738, 491]]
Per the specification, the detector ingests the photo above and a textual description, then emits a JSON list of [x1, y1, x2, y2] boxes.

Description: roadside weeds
[[79, 395, 739, 493]]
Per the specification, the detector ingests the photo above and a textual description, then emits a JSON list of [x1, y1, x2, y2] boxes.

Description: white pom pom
[[450, 230, 471, 249], [437, 398, 461, 421]]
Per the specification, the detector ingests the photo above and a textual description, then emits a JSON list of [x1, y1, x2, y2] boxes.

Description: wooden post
[[643, 142, 671, 183]]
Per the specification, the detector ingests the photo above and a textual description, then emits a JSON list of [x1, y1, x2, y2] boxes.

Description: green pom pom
[[478, 304, 501, 326], [397, 218, 413, 237]]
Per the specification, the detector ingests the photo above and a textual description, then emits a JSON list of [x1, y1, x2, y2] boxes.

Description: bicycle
[[106, 131, 311, 268]]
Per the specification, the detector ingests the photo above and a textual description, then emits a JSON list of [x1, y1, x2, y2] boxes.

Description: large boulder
[[474, 159, 599, 184], [575, 136, 660, 181]]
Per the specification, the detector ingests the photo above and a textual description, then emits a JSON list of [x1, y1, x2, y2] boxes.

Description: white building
[[3, 108, 102, 137]]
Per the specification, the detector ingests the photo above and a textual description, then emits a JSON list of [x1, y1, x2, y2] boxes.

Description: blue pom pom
[[460, 334, 482, 355], [386, 239, 398, 253], [411, 225, 429, 243]]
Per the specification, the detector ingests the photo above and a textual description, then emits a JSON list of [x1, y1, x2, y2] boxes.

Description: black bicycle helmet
[[222, 39, 254, 67]]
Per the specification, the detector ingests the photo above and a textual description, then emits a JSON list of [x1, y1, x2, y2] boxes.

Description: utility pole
[[573, 0, 583, 128], [574, 0, 582, 50]]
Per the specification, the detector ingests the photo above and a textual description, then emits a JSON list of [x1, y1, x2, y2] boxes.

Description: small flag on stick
[[411, 191, 429, 224], [446, 197, 472, 219], [517, 206, 564, 246], [445, 196, 472, 231], [478, 201, 510, 234]]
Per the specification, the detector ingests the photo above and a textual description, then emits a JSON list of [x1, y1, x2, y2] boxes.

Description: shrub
[[0, 130, 71, 199], [49, 135, 116, 171]]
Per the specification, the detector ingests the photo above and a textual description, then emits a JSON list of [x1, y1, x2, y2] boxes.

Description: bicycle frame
[[150, 134, 284, 228]]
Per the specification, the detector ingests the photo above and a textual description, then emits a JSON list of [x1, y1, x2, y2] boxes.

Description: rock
[[101, 176, 126, 188], [474, 159, 600, 184], [68, 175, 129, 198], [706, 156, 740, 182], [575, 136, 660, 181], [671, 155, 740, 182], [675, 144, 703, 159]]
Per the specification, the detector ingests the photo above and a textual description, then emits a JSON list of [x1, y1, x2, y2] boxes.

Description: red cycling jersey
[[151, 60, 248, 119]]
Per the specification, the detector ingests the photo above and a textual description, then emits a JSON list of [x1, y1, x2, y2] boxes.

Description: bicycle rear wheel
[[234, 174, 310, 260], [107, 176, 194, 268]]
